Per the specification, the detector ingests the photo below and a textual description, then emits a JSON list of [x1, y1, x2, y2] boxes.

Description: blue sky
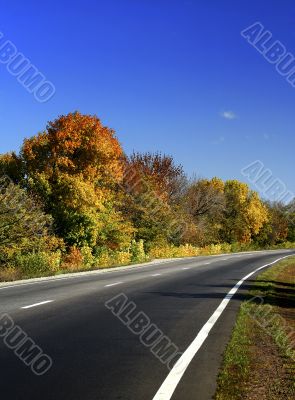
[[0, 0, 294, 199]]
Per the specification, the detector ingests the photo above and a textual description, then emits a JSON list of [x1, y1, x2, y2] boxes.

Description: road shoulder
[[215, 257, 295, 400]]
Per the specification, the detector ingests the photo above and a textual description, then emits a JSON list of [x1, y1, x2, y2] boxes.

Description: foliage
[[130, 239, 148, 262], [127, 152, 187, 202], [221, 180, 269, 243], [0, 178, 52, 252], [255, 202, 289, 245], [19, 112, 134, 249], [0, 152, 23, 184], [21, 111, 123, 184], [0, 111, 294, 280], [13, 251, 61, 277]]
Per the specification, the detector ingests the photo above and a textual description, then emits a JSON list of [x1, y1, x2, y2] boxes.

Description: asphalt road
[[0, 249, 294, 400]]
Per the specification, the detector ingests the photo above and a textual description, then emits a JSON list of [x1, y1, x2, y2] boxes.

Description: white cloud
[[220, 110, 237, 120]]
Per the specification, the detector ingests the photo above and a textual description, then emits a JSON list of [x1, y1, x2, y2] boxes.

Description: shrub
[[61, 246, 83, 271], [95, 249, 112, 268], [112, 251, 132, 266], [130, 240, 147, 263], [80, 245, 95, 269], [0, 266, 19, 282], [149, 243, 199, 259], [14, 251, 61, 277], [220, 243, 232, 253]]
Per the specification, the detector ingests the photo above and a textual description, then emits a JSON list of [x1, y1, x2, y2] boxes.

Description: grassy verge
[[215, 257, 295, 400]]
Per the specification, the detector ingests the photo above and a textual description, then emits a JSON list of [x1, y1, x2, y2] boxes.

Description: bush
[[95, 249, 112, 268], [0, 266, 19, 281], [61, 246, 83, 271], [130, 240, 148, 263], [220, 243, 232, 253], [199, 244, 222, 255], [149, 243, 199, 259], [112, 251, 132, 266], [14, 251, 61, 277], [80, 245, 95, 269]]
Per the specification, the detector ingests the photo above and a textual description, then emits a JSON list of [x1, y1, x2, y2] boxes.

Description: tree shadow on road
[[148, 278, 295, 309]]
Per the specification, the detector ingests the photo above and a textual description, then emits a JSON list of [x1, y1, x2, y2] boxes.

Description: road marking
[[105, 282, 123, 287], [221, 258, 229, 260], [204, 262, 211, 265], [152, 255, 291, 400], [21, 300, 53, 309], [151, 274, 161, 277], [182, 267, 190, 270]]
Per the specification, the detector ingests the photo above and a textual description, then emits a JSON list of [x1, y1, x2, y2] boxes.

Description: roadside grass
[[215, 257, 295, 400]]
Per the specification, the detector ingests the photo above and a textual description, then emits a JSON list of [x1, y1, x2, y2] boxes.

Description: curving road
[[0, 249, 294, 400]]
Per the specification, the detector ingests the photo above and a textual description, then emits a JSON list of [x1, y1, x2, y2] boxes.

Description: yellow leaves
[[247, 192, 269, 235], [55, 174, 103, 212], [17, 112, 134, 249], [224, 180, 249, 204], [1, 111, 279, 252], [223, 180, 269, 242], [0, 152, 23, 184], [211, 177, 225, 192]]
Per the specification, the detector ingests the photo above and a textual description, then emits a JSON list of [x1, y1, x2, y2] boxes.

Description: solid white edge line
[[152, 255, 291, 400], [105, 282, 123, 287], [21, 300, 53, 309]]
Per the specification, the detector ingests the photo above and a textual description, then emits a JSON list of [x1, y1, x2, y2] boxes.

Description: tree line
[[0, 112, 294, 278]]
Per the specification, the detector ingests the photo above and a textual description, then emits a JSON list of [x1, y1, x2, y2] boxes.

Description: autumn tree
[[184, 178, 225, 218], [254, 202, 289, 246], [22, 111, 123, 184], [121, 168, 180, 249], [121, 152, 190, 248], [0, 112, 286, 255], [0, 152, 23, 184], [221, 180, 269, 243], [19, 112, 133, 250], [182, 178, 225, 245], [127, 152, 187, 203]]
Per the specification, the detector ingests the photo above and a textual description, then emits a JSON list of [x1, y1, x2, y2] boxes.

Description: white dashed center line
[[105, 282, 123, 287], [21, 300, 53, 309], [151, 274, 161, 277]]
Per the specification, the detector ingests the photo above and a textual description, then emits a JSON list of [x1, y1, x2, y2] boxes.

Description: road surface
[[0, 249, 293, 400]]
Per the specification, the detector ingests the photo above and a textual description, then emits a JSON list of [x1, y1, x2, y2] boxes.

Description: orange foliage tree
[[19, 112, 134, 250]]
